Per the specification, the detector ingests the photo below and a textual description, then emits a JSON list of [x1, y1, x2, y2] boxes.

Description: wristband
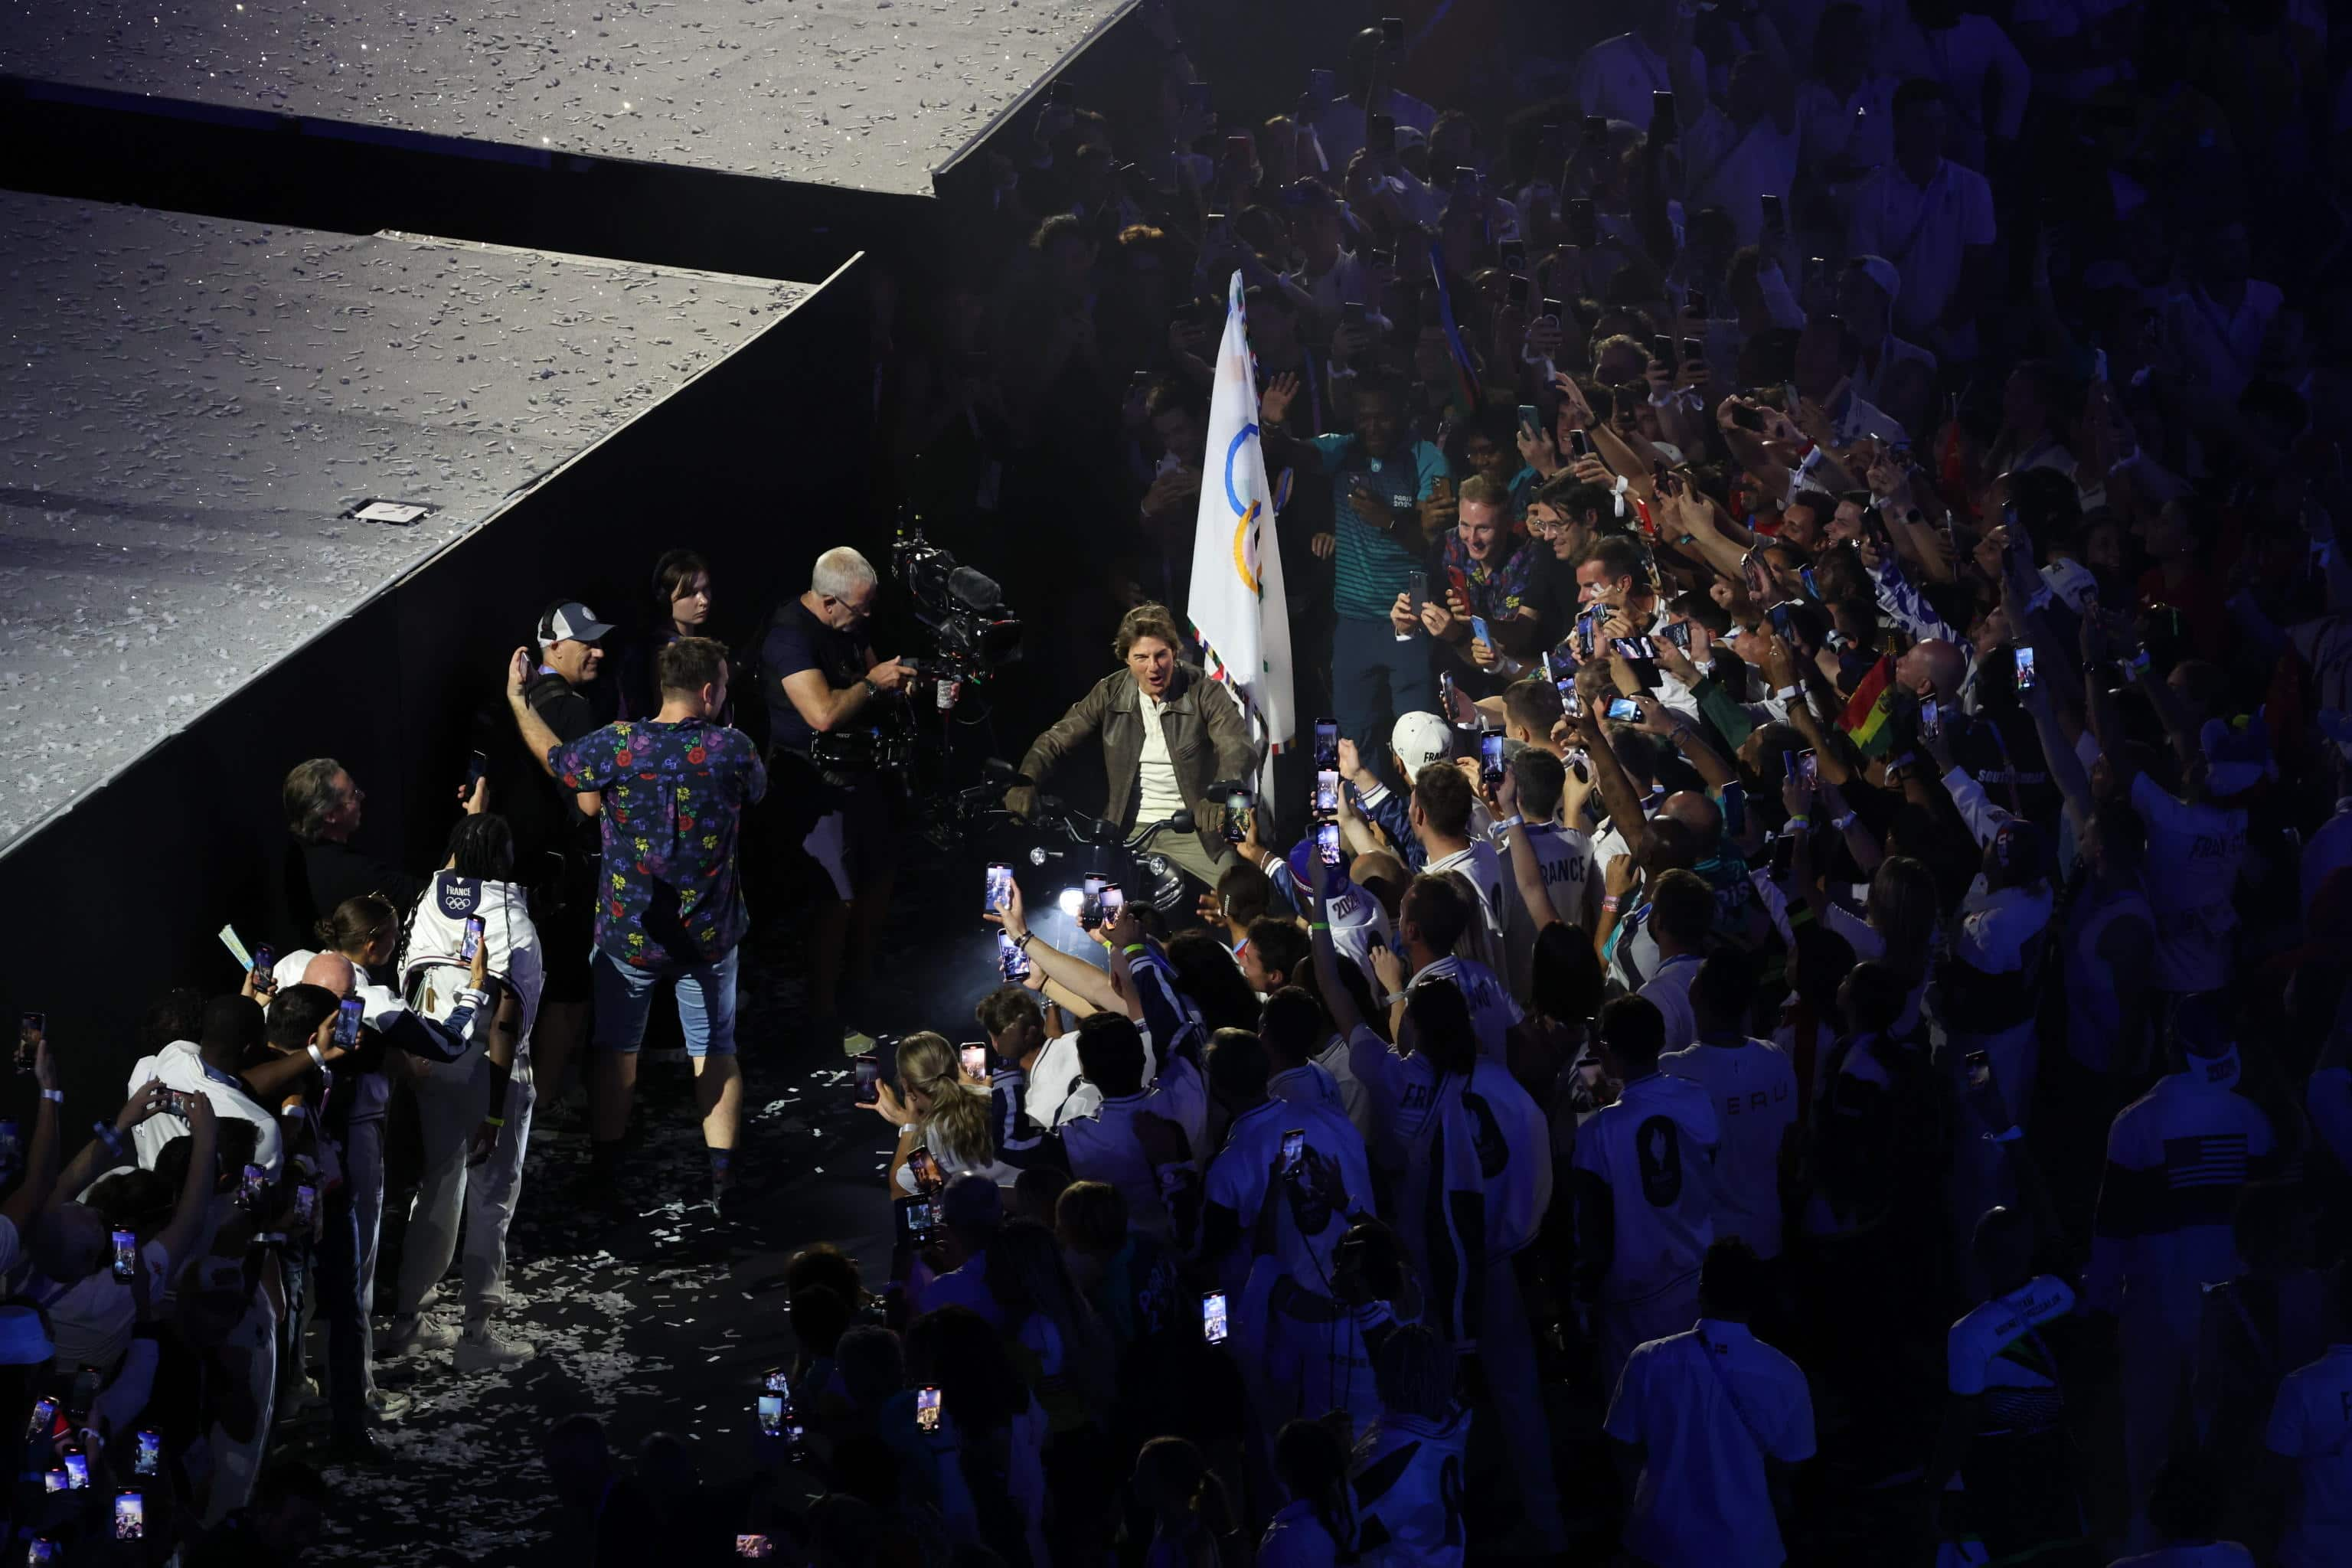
[[1601, 895, 1622, 913], [308, 1044, 327, 1070], [1494, 815, 1524, 831], [861, 675, 880, 699], [1783, 815, 1811, 832], [1013, 931, 1034, 951], [1121, 943, 1148, 957], [483, 1116, 506, 1129], [1380, 990, 1410, 1007], [1309, 922, 1331, 933], [1831, 812, 1857, 831], [41, 1089, 63, 1104]]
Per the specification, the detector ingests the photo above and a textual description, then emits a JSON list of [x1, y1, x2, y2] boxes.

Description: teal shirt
[[1302, 434, 1448, 622]]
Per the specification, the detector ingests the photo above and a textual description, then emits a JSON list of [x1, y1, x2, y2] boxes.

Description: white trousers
[[394, 1048, 534, 1324]]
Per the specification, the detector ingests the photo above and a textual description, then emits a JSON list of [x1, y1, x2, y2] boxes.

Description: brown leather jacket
[[1014, 662, 1257, 849]]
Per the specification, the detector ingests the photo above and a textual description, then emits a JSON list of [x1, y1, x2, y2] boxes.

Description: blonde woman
[[871, 1032, 1014, 1194]]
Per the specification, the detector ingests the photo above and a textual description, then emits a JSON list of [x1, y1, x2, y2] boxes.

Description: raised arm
[[988, 881, 1127, 1016], [152, 1095, 220, 1273], [0, 1043, 65, 1233]]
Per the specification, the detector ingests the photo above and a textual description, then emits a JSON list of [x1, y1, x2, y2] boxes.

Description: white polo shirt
[[1845, 157, 1994, 343], [1639, 953, 1704, 1056], [126, 1040, 286, 1177], [1604, 1318, 1816, 1568], [1019, 1030, 1100, 1129], [2265, 1344, 2352, 1568], [1062, 1057, 1208, 1240]]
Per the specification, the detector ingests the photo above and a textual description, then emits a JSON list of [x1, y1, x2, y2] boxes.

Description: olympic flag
[[1186, 273, 1295, 798]]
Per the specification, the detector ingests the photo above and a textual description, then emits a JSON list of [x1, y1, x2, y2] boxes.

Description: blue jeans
[[1332, 615, 1433, 776], [591, 946, 740, 1057], [305, 1184, 369, 1439]]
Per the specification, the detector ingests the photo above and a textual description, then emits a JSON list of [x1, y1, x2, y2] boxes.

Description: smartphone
[[1201, 1290, 1230, 1344], [1730, 403, 1766, 432], [908, 1148, 940, 1193], [1479, 732, 1504, 784], [756, 1392, 785, 1437], [1681, 338, 1704, 365], [1566, 427, 1592, 459], [1740, 550, 1772, 602], [1760, 192, 1786, 238], [1583, 114, 1609, 152], [1307, 67, 1337, 103], [251, 943, 275, 982], [763, 1366, 792, 1396], [1439, 671, 1460, 725], [1223, 789, 1252, 846], [2014, 645, 2038, 693], [1341, 299, 1367, 332], [41, 1469, 66, 1495], [1224, 134, 1255, 166], [1099, 882, 1125, 924], [1650, 334, 1676, 368], [1567, 198, 1599, 251], [1651, 90, 1677, 142], [1795, 749, 1820, 789], [1606, 697, 1642, 722], [998, 930, 1031, 983], [1405, 570, 1427, 622], [28, 1541, 57, 1563], [1965, 1050, 1991, 1090], [1380, 15, 1403, 47], [239, 1163, 267, 1207], [1574, 610, 1599, 662], [62, 1448, 88, 1489], [1919, 697, 1942, 737], [465, 747, 489, 790], [16, 1012, 44, 1073], [737, 1535, 776, 1560], [854, 1053, 880, 1106], [1767, 601, 1798, 641], [916, 1386, 943, 1433], [1517, 402, 1540, 438], [1080, 872, 1107, 931], [960, 1043, 991, 1084], [1661, 619, 1694, 652], [1539, 296, 1565, 329], [1281, 1129, 1307, 1174], [332, 997, 364, 1048], [1313, 718, 1340, 769], [110, 1227, 137, 1282], [1316, 822, 1342, 867], [1315, 769, 1341, 816], [1181, 81, 1211, 117], [1367, 112, 1395, 155], [1612, 637, 1658, 661], [1470, 615, 1492, 647], [1556, 677, 1581, 714], [984, 861, 1014, 917], [113, 1491, 143, 1541], [895, 1193, 938, 1246], [1686, 289, 1709, 320], [26, 1396, 57, 1443], [1452, 164, 1479, 199], [459, 916, 485, 963]]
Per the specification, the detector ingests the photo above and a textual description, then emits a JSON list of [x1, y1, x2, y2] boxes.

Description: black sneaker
[[325, 1429, 392, 1469]]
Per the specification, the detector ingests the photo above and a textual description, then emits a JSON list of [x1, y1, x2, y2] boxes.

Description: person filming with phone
[[1006, 603, 1257, 890]]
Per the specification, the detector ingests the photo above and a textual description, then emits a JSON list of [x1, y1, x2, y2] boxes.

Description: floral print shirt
[[550, 720, 767, 967]]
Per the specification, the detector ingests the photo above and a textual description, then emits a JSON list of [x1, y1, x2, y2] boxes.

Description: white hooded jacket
[[400, 873, 545, 1051]]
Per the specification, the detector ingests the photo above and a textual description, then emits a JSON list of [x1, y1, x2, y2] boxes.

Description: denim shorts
[[590, 946, 740, 1057]]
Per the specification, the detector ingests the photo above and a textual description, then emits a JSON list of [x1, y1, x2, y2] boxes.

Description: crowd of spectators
[[12, 0, 2352, 1564]]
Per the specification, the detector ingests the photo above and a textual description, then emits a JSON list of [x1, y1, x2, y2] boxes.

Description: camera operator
[[1006, 603, 1257, 890], [760, 546, 918, 1045]]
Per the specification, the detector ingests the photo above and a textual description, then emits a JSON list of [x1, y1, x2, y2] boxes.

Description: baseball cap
[[2039, 557, 2099, 615], [1286, 836, 1357, 901], [1390, 712, 1452, 775], [539, 602, 615, 648]]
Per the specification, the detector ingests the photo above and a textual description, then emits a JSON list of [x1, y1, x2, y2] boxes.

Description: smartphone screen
[[2014, 645, 2038, 692], [1965, 1050, 1991, 1090], [41, 1470, 66, 1494], [985, 861, 1014, 916], [737, 1535, 776, 1560], [1080, 872, 1107, 931], [908, 1148, 941, 1192], [1223, 791, 1251, 845], [113, 1492, 143, 1541], [239, 1163, 267, 1207], [62, 1449, 88, 1490], [916, 1386, 942, 1433], [853, 1054, 880, 1106], [332, 997, 364, 1047], [1741, 551, 1772, 603], [466, 748, 489, 788], [1202, 1291, 1229, 1344], [26, 1396, 57, 1443], [1556, 677, 1581, 715], [1606, 697, 1642, 722], [251, 944, 275, 980], [1566, 428, 1592, 459], [1479, 733, 1504, 783], [110, 1228, 137, 1281], [1612, 637, 1658, 662], [1767, 602, 1798, 641], [16, 1012, 44, 1072], [1796, 750, 1820, 789], [459, 916, 485, 962], [1314, 769, 1340, 816], [295, 1184, 318, 1223], [896, 1194, 937, 1246], [998, 930, 1031, 982], [1313, 718, 1339, 769], [1919, 697, 1942, 737], [1761, 192, 1785, 237], [1568, 197, 1599, 251], [756, 1392, 784, 1436], [1280, 1129, 1306, 1173], [1316, 822, 1342, 867], [764, 1366, 792, 1395], [1099, 883, 1125, 924], [960, 1043, 991, 1084], [1661, 620, 1694, 652]]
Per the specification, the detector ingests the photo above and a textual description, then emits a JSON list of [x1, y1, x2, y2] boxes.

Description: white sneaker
[[453, 1325, 536, 1375], [365, 1387, 414, 1422], [284, 1374, 325, 1412], [382, 1312, 459, 1355]]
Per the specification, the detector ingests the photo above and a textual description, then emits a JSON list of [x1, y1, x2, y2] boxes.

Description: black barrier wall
[[0, 256, 869, 1128]]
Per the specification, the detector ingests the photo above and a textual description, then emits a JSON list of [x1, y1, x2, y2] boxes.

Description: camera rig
[[893, 528, 1021, 682]]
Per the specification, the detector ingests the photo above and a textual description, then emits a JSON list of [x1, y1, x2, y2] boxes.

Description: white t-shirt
[[1021, 1031, 1101, 1129], [2265, 1344, 2352, 1568], [1571, 1071, 1721, 1306], [1845, 158, 1995, 342], [2128, 773, 2247, 993], [1277, 1053, 1370, 1143], [1604, 1318, 1816, 1568], [1135, 692, 1189, 828], [126, 1040, 286, 1177], [1409, 955, 1521, 1062], [1640, 953, 1704, 1055], [1062, 1058, 1209, 1239], [1423, 843, 1511, 981], [1205, 1096, 1374, 1285], [1498, 820, 1596, 1000], [1681, 109, 1802, 247], [1661, 1039, 1798, 1259]]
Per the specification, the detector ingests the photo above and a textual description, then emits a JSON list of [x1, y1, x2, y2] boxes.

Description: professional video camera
[[893, 528, 1021, 680]]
